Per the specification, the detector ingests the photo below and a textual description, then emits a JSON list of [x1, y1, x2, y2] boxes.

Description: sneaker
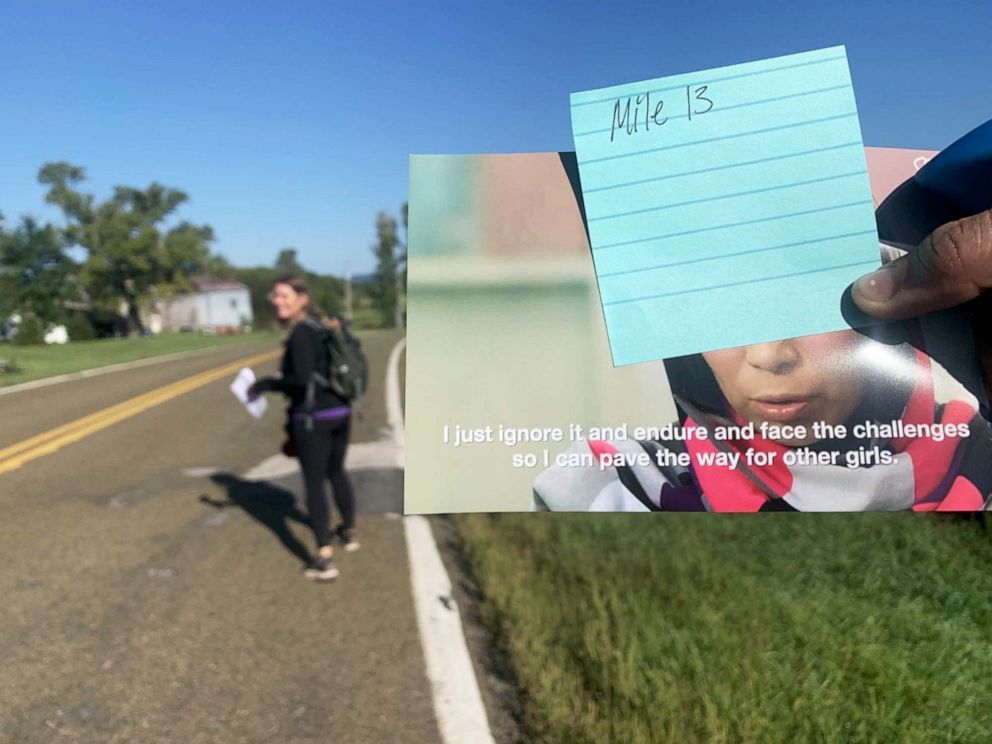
[[303, 554, 339, 581], [336, 526, 361, 553]]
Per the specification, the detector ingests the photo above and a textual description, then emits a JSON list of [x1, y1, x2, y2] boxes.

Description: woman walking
[[250, 275, 359, 581]]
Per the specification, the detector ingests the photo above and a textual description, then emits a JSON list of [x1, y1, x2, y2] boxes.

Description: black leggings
[[291, 415, 355, 548]]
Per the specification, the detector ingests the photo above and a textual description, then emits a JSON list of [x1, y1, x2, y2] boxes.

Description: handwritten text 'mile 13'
[[610, 85, 714, 142]]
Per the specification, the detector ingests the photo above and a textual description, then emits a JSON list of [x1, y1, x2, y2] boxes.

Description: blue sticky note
[[570, 46, 879, 365]]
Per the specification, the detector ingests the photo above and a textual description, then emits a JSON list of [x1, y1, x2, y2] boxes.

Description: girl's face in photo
[[702, 330, 867, 446], [270, 282, 309, 321]]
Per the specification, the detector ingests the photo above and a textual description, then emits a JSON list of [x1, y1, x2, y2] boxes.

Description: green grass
[[0, 331, 278, 387], [456, 513, 992, 743]]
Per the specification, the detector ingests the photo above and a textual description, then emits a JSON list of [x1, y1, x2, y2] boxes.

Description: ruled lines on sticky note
[[570, 46, 880, 365]]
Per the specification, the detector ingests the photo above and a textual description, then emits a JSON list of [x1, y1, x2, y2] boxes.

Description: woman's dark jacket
[[254, 319, 348, 415]]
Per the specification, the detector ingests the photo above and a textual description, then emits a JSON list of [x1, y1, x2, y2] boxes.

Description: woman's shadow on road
[[200, 473, 313, 565]]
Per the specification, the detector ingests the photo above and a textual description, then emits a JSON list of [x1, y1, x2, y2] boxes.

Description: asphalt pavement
[[0, 332, 443, 743]]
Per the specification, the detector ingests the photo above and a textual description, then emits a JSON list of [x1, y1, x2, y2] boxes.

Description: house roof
[[190, 276, 248, 292]]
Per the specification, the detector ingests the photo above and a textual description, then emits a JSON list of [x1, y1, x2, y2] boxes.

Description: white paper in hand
[[229, 367, 268, 419]]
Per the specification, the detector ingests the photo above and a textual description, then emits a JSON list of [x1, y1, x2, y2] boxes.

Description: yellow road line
[[0, 349, 280, 476]]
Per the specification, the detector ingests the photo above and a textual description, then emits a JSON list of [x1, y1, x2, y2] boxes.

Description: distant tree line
[[0, 162, 408, 343], [234, 247, 347, 330]]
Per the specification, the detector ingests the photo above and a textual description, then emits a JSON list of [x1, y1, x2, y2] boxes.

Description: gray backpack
[[302, 317, 369, 403]]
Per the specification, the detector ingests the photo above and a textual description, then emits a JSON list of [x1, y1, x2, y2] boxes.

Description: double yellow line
[[0, 349, 281, 477]]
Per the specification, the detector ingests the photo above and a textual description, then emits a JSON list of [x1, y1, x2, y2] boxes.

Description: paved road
[[0, 332, 441, 743]]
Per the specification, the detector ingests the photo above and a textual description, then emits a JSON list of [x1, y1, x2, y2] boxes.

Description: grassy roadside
[[0, 331, 279, 387], [456, 513, 992, 743]]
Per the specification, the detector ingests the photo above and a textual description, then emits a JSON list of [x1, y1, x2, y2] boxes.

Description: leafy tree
[[369, 211, 399, 327], [11, 311, 45, 346], [399, 201, 408, 325], [38, 162, 219, 335], [305, 271, 345, 319], [204, 252, 235, 278], [0, 216, 76, 325], [231, 265, 282, 330], [66, 312, 96, 341], [274, 248, 304, 275]]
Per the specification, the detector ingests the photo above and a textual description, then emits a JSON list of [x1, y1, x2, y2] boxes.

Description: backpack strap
[[300, 316, 324, 331], [299, 317, 327, 431]]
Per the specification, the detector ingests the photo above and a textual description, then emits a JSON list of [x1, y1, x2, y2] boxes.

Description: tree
[[369, 211, 399, 327], [399, 201, 408, 326], [274, 247, 304, 275], [38, 162, 219, 335], [11, 312, 45, 346], [0, 216, 76, 325], [305, 271, 345, 319], [231, 266, 282, 330], [203, 251, 235, 279]]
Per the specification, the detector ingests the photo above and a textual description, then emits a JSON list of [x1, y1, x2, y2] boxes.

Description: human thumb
[[852, 209, 992, 319]]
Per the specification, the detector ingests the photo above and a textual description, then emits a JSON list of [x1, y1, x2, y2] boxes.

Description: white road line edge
[[404, 516, 496, 744], [385, 336, 406, 468], [388, 335, 495, 744]]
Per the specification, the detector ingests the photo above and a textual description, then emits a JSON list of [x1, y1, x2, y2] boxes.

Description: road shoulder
[[430, 516, 527, 744]]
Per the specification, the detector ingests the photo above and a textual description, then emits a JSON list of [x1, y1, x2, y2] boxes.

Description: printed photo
[[407, 148, 992, 513]]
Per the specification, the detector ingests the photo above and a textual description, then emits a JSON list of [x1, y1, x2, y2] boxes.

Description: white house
[[157, 277, 253, 333]]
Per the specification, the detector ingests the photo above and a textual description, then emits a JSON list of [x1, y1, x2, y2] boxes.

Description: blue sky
[[1, 0, 989, 274]]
